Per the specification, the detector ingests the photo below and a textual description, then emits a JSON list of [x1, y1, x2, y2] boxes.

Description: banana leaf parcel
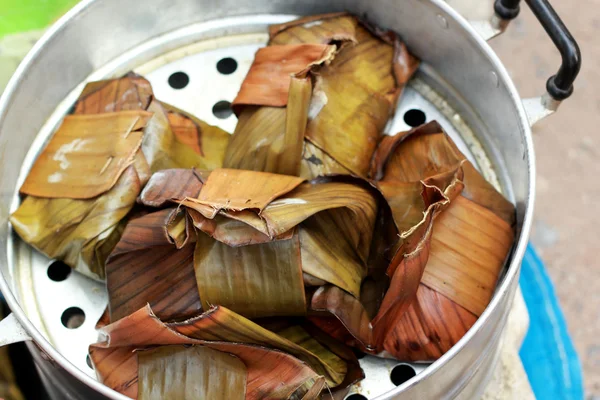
[[10, 74, 229, 280]]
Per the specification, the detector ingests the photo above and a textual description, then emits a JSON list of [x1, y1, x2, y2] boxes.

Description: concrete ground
[[489, 1, 599, 397], [0, 1, 598, 398]]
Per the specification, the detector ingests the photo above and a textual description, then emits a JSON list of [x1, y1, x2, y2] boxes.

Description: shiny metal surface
[[0, 313, 30, 346], [0, 0, 534, 399], [445, 0, 506, 39], [522, 93, 561, 126]]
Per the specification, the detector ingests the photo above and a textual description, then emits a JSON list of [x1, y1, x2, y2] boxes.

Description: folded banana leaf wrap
[[309, 121, 515, 360], [90, 304, 363, 399], [10, 74, 230, 280], [228, 12, 419, 179]]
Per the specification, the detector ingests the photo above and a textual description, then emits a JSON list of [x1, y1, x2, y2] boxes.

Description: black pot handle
[[494, 0, 581, 100]]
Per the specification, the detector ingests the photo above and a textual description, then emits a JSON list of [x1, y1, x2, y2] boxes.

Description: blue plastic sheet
[[519, 244, 584, 400]]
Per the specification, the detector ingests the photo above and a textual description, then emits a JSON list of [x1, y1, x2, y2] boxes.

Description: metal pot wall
[[0, 0, 580, 399]]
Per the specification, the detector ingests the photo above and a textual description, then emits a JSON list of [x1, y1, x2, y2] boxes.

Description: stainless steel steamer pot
[[0, 0, 580, 399]]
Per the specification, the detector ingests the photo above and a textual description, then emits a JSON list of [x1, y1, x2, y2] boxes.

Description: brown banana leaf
[[277, 324, 365, 396], [380, 283, 477, 361], [308, 120, 515, 359], [139, 100, 226, 172], [162, 102, 231, 169], [299, 141, 352, 180], [138, 346, 247, 400], [106, 207, 201, 322], [309, 285, 374, 350], [193, 168, 304, 215], [226, 41, 338, 177], [299, 210, 367, 298], [232, 44, 335, 110], [420, 195, 514, 317], [110, 169, 304, 321], [370, 121, 460, 181], [95, 307, 111, 329], [138, 168, 205, 207], [167, 307, 348, 387], [371, 120, 515, 225], [183, 169, 377, 239], [268, 14, 419, 177], [460, 161, 516, 226], [132, 168, 382, 320], [19, 111, 151, 199], [224, 76, 311, 176], [308, 169, 463, 351], [11, 161, 146, 279], [194, 231, 307, 318], [189, 211, 290, 246], [368, 122, 514, 359], [181, 169, 378, 297], [90, 304, 349, 396], [74, 73, 152, 113], [231, 13, 418, 178], [11, 74, 227, 280], [268, 13, 358, 45]]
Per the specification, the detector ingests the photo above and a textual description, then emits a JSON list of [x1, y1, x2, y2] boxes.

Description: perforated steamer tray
[[7, 15, 510, 400]]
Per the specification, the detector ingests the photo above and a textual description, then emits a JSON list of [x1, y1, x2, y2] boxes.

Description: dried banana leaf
[[182, 169, 379, 297], [11, 74, 225, 280], [277, 324, 364, 393], [309, 285, 375, 350], [19, 111, 151, 199], [89, 346, 139, 398], [74, 73, 152, 113], [268, 13, 358, 45], [194, 231, 307, 318], [371, 121, 515, 225], [460, 161, 516, 226], [231, 13, 418, 178], [367, 122, 514, 359], [168, 307, 347, 387], [139, 168, 205, 207], [299, 142, 352, 180], [232, 44, 335, 110], [11, 161, 146, 279], [162, 102, 231, 169], [226, 41, 338, 177], [194, 168, 304, 215], [132, 163, 380, 326], [224, 76, 311, 176], [138, 346, 247, 400], [299, 210, 367, 298], [307, 119, 515, 358], [90, 304, 345, 397], [420, 195, 514, 316], [115, 169, 307, 320], [106, 208, 201, 322], [308, 170, 463, 351], [138, 100, 220, 172], [381, 283, 477, 361], [268, 14, 419, 177], [184, 169, 377, 237], [370, 121, 460, 181]]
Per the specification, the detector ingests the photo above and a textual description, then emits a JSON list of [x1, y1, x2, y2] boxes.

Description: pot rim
[[0, 0, 535, 398]]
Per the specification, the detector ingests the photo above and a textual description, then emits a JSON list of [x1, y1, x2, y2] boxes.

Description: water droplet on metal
[[437, 14, 448, 29], [490, 71, 499, 88]]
